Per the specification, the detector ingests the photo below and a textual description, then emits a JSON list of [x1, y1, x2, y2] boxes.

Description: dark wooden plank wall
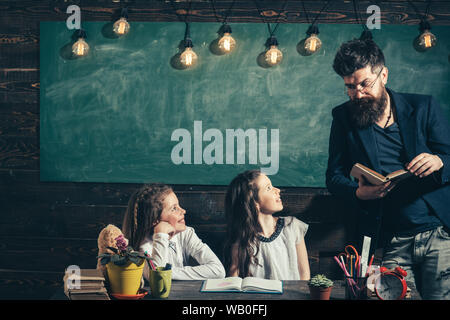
[[1, 0, 449, 299]]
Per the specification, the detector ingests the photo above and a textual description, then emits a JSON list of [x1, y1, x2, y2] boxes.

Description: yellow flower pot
[[106, 260, 144, 295]]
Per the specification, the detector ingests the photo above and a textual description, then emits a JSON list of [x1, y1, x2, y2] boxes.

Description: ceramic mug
[[149, 267, 172, 298]]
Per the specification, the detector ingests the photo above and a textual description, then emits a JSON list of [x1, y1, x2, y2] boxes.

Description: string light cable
[[254, 0, 290, 66], [170, 0, 198, 68], [353, 0, 373, 41], [210, 0, 237, 54], [301, 0, 331, 54], [408, 0, 436, 50]]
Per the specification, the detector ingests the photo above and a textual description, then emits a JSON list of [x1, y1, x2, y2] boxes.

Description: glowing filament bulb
[[417, 20, 437, 51], [419, 30, 436, 49], [424, 34, 431, 47], [270, 51, 277, 63], [304, 33, 322, 54], [218, 33, 236, 53], [179, 25, 197, 68], [185, 52, 193, 65], [180, 47, 198, 67], [76, 43, 84, 55], [418, 30, 437, 50], [309, 39, 317, 51], [224, 38, 231, 51], [72, 38, 89, 57], [265, 45, 283, 66], [113, 17, 130, 36]]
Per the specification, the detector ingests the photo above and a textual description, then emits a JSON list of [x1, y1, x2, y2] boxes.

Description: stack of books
[[63, 268, 110, 300]]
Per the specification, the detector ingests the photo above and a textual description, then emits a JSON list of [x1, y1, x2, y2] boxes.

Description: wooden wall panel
[[1, 1, 449, 25], [0, 270, 63, 300]]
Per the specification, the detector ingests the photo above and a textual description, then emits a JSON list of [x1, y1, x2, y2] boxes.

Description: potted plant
[[97, 234, 150, 296], [308, 274, 334, 300]]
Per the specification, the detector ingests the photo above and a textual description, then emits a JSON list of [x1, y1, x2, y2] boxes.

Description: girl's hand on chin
[[154, 221, 176, 238]]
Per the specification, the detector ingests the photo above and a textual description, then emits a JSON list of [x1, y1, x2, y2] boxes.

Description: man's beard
[[348, 89, 388, 129]]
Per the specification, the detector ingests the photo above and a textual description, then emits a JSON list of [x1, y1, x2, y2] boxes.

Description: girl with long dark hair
[[224, 170, 310, 280]]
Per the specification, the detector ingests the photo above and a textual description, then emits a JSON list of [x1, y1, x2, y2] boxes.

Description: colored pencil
[[144, 251, 156, 270]]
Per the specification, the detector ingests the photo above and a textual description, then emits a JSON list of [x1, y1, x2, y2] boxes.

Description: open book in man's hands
[[201, 276, 283, 294], [350, 163, 413, 186]]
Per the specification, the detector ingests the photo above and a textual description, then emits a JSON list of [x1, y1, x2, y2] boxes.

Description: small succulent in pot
[[308, 274, 334, 300], [308, 274, 333, 288]]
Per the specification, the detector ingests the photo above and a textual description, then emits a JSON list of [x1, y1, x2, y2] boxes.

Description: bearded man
[[326, 39, 450, 299]]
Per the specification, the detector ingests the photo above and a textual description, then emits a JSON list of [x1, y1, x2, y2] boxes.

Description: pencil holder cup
[[344, 276, 368, 300], [149, 267, 172, 298]]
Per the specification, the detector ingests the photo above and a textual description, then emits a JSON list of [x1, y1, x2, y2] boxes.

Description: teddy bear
[[96, 224, 125, 273]]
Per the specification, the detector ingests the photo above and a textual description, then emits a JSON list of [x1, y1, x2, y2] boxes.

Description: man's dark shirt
[[373, 105, 442, 237]]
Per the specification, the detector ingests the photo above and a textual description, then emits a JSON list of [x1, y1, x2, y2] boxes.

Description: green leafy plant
[[97, 235, 150, 266], [308, 274, 333, 288]]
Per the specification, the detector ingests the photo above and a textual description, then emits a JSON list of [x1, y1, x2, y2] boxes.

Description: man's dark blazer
[[326, 88, 450, 247]]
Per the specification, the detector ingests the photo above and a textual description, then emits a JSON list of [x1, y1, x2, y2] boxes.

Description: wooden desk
[[145, 280, 422, 300], [54, 280, 421, 300]]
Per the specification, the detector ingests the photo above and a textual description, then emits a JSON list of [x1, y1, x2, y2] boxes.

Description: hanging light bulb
[[72, 29, 89, 57], [180, 38, 198, 68], [180, 23, 198, 68], [417, 20, 437, 50], [218, 24, 236, 54], [304, 25, 322, 55], [113, 8, 130, 36], [180, 46, 197, 67], [264, 36, 283, 66], [304, 34, 321, 53], [113, 17, 130, 36], [419, 30, 436, 49]]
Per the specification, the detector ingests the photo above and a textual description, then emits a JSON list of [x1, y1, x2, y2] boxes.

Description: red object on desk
[[375, 267, 408, 300], [111, 289, 148, 300]]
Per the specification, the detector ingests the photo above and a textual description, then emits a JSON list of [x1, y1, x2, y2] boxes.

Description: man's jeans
[[382, 226, 450, 300]]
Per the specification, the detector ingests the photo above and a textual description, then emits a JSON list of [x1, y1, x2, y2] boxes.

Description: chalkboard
[[40, 22, 450, 187]]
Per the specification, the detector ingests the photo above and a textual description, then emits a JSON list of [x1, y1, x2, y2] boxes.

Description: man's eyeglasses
[[345, 67, 383, 94]]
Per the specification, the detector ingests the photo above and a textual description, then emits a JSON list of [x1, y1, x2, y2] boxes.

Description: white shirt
[[249, 216, 308, 280], [140, 226, 226, 280]]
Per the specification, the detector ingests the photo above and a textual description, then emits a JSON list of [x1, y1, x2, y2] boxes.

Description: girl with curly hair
[[122, 183, 225, 280]]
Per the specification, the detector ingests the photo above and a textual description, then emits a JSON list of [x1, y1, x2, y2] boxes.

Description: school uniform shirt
[[249, 216, 308, 280], [140, 226, 226, 280]]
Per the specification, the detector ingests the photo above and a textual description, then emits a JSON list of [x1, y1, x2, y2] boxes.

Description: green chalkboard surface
[[40, 22, 450, 187]]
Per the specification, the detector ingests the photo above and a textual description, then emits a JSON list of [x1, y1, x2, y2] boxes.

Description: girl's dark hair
[[122, 183, 173, 249], [223, 169, 262, 277], [333, 39, 385, 77]]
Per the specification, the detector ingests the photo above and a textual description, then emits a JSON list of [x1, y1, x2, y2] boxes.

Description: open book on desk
[[201, 277, 283, 294], [350, 163, 413, 186]]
